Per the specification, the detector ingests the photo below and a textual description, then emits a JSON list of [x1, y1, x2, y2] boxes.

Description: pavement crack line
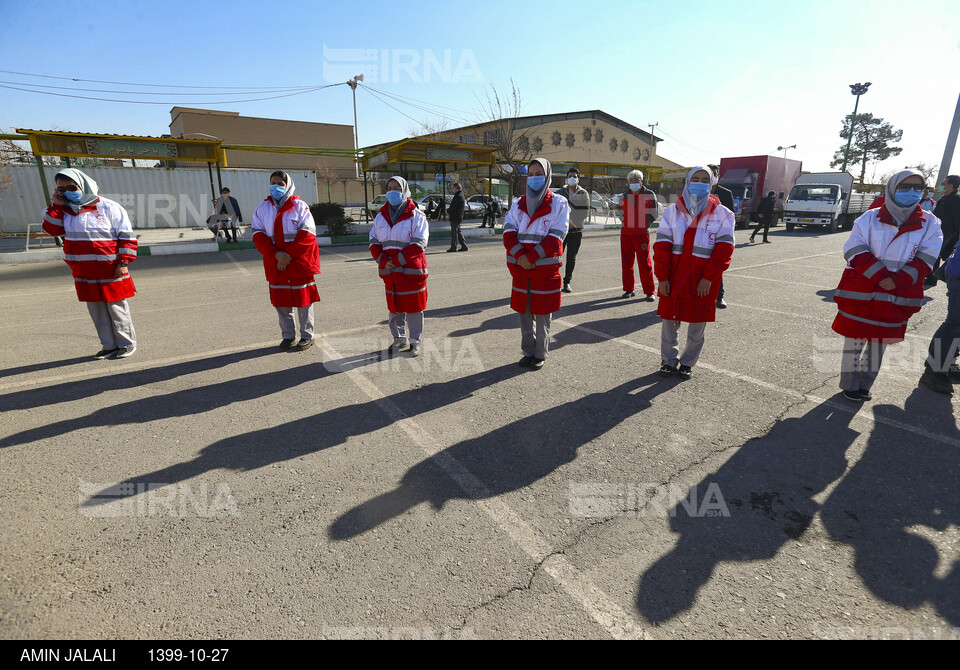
[[321, 340, 648, 640]]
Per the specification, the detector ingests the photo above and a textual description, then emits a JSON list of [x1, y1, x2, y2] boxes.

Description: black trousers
[[564, 230, 583, 282], [750, 217, 770, 241], [449, 219, 466, 248]]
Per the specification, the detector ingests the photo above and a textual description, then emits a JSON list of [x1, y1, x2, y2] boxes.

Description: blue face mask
[[63, 190, 83, 204], [527, 175, 546, 191], [688, 182, 711, 198], [629, 183, 642, 192], [893, 189, 922, 207], [385, 190, 404, 206], [269, 184, 287, 200]]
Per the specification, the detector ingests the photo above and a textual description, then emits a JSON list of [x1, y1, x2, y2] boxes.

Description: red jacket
[[251, 196, 321, 308], [620, 190, 657, 236], [42, 198, 138, 303], [369, 200, 429, 314], [502, 191, 569, 314]]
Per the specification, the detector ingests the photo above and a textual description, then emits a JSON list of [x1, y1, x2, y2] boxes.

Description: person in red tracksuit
[[502, 158, 570, 370], [251, 171, 321, 351], [619, 169, 658, 300]]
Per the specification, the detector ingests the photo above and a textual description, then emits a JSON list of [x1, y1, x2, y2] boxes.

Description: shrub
[[309, 202, 356, 237]]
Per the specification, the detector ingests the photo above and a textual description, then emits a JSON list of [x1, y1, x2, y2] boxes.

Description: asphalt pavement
[[1, 227, 957, 639]]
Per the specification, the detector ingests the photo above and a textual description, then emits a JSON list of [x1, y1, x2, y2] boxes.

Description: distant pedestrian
[[557, 167, 589, 293], [618, 169, 657, 300], [447, 183, 468, 252], [921, 187, 937, 213], [425, 196, 437, 220], [370, 176, 430, 357], [481, 196, 497, 228], [211, 187, 243, 242], [750, 191, 776, 243], [251, 171, 321, 351], [42, 168, 139, 360], [832, 170, 942, 402], [709, 164, 734, 308], [654, 166, 735, 380], [503, 158, 569, 370]]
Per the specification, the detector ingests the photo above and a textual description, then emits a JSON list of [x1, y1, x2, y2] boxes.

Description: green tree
[[830, 113, 903, 184]]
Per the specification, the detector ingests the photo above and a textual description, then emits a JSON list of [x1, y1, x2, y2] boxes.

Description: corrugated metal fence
[[0, 164, 319, 233]]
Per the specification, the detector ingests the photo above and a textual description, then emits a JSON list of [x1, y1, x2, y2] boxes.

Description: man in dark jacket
[[709, 164, 734, 308], [558, 167, 590, 293], [920, 230, 960, 394], [447, 183, 468, 252], [927, 174, 960, 287], [212, 187, 244, 242], [751, 191, 776, 244]]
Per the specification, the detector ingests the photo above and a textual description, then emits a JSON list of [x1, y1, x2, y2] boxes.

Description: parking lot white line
[[725, 250, 843, 274], [725, 273, 836, 289], [223, 251, 251, 276], [0, 323, 383, 392], [322, 339, 648, 640], [552, 318, 960, 447]]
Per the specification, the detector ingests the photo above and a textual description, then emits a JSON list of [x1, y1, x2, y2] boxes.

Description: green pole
[[215, 161, 223, 191], [36, 156, 50, 204], [207, 162, 217, 208], [363, 170, 369, 223]]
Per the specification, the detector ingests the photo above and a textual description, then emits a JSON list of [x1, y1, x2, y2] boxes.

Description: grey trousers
[[839, 337, 888, 392], [389, 311, 424, 344], [661, 319, 707, 367], [276, 305, 315, 341], [519, 312, 552, 359], [87, 300, 136, 350]]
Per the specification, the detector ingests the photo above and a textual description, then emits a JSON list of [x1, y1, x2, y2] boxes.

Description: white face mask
[[566, 177, 578, 187]]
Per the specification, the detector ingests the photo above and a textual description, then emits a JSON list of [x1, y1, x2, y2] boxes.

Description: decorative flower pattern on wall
[[595, 129, 603, 144], [582, 127, 592, 143], [620, 140, 628, 153], [633, 147, 641, 160], [565, 133, 575, 148], [609, 138, 619, 152], [517, 136, 530, 153], [532, 136, 543, 152], [551, 131, 562, 147]]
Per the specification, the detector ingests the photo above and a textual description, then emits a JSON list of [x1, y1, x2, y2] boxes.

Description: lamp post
[[777, 144, 796, 158], [347, 73, 364, 179], [841, 82, 871, 174]]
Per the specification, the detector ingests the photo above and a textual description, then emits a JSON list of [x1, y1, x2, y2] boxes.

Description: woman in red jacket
[[251, 171, 321, 350], [502, 158, 570, 370]]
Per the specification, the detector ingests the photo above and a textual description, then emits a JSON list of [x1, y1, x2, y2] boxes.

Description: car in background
[[551, 188, 610, 215], [418, 194, 484, 218]]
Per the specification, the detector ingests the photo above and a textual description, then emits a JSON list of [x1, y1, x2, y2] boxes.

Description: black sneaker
[[94, 348, 119, 360], [446, 248, 457, 253], [562, 282, 572, 294], [458, 246, 469, 252], [409, 343, 422, 357], [295, 338, 314, 351], [677, 364, 693, 380], [529, 357, 545, 371], [843, 389, 862, 402], [717, 297, 728, 309], [518, 356, 535, 368], [644, 294, 655, 302], [279, 338, 295, 350], [858, 388, 873, 401], [621, 291, 636, 299], [115, 345, 137, 359], [659, 363, 676, 378], [949, 363, 960, 382]]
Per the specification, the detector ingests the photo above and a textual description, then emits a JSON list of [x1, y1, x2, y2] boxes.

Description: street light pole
[[841, 82, 871, 174], [347, 74, 364, 180], [778, 144, 797, 158], [935, 88, 960, 187], [648, 122, 658, 160]]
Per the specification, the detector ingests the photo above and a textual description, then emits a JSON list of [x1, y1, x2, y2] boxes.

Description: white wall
[[0, 164, 319, 233]]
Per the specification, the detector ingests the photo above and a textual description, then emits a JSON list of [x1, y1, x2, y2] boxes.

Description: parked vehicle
[[551, 188, 609, 215], [417, 194, 484, 218], [718, 156, 803, 229], [782, 172, 880, 232]]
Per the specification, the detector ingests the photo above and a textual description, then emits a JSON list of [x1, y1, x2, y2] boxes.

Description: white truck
[[782, 172, 879, 233]]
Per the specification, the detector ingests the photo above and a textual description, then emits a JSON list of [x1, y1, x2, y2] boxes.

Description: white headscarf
[[884, 169, 925, 226], [681, 166, 715, 218], [386, 175, 410, 223], [525, 157, 552, 218], [271, 170, 296, 207], [54, 168, 99, 213]]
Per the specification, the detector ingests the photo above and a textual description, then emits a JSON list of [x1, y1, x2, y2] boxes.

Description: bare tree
[[909, 162, 939, 183], [405, 118, 452, 141], [314, 159, 341, 203], [473, 79, 533, 207]]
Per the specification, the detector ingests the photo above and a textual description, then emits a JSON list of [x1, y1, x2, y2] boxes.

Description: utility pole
[[647, 122, 659, 160], [841, 82, 871, 174], [936, 88, 960, 186], [347, 74, 364, 179], [778, 144, 796, 158]]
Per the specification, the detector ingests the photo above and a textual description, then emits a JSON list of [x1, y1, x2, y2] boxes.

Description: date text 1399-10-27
[[148, 648, 230, 662]]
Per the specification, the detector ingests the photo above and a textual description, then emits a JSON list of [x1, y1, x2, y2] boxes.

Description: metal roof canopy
[[360, 139, 497, 174], [15, 128, 227, 165]]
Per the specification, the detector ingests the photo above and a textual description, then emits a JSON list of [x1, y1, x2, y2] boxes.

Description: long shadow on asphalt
[[819, 387, 960, 626], [78, 363, 525, 508], [0, 356, 100, 379], [0, 347, 279, 416], [636, 398, 858, 623], [328, 372, 672, 540]]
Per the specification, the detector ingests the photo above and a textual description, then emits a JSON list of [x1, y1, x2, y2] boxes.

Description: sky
[[2, 0, 959, 182]]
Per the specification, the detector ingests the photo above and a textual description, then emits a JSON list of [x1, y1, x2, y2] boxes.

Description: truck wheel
[[829, 218, 838, 233], [786, 221, 795, 232]]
